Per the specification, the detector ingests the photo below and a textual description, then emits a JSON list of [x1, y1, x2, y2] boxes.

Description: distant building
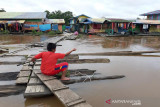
[[135, 10, 160, 33], [69, 14, 90, 32], [140, 10, 160, 20], [45, 19, 65, 33], [0, 12, 46, 33]]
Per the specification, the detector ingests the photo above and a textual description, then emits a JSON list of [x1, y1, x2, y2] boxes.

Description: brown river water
[[0, 35, 160, 107]]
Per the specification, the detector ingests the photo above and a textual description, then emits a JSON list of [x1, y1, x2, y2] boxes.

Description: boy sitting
[[31, 43, 76, 80]]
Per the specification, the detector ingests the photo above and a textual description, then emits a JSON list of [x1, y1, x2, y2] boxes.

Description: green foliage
[[45, 10, 73, 26], [31, 30, 43, 36], [48, 30, 62, 36], [48, 31, 56, 35], [0, 8, 6, 12], [0, 30, 9, 34]]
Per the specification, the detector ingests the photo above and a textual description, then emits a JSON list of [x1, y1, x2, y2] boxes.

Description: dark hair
[[47, 43, 56, 51]]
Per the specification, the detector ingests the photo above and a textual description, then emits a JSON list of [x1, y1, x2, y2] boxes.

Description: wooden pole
[[112, 22, 114, 34]]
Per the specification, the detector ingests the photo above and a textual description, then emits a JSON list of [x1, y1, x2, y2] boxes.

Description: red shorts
[[48, 62, 68, 75]]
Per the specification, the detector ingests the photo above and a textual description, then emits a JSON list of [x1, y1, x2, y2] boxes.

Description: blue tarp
[[66, 26, 71, 29], [30, 25, 38, 27], [39, 24, 51, 31], [52, 24, 58, 31]]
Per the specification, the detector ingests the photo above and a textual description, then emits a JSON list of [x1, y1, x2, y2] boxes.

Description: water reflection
[[102, 36, 160, 50], [25, 96, 64, 107], [0, 35, 50, 45]]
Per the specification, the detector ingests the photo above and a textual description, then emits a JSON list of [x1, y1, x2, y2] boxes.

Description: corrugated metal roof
[[0, 20, 25, 23], [76, 14, 90, 18], [106, 18, 132, 22], [140, 10, 160, 16], [90, 18, 106, 23], [133, 20, 160, 24], [46, 19, 65, 24], [0, 12, 46, 19]]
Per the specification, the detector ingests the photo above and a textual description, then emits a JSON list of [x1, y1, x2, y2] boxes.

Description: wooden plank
[[33, 66, 40, 70], [21, 65, 32, 71], [17, 71, 31, 77], [44, 79, 69, 91], [72, 102, 92, 107], [32, 66, 93, 107], [28, 55, 79, 60], [67, 99, 85, 107], [33, 69, 41, 74], [35, 58, 110, 65], [16, 77, 29, 85], [24, 85, 52, 98], [28, 77, 43, 85], [30, 72, 37, 77], [36, 73, 56, 81], [54, 88, 82, 105]]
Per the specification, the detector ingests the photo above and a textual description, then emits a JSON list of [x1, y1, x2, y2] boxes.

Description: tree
[[0, 8, 6, 12], [45, 10, 73, 25]]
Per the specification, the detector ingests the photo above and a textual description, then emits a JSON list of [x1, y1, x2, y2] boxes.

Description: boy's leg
[[61, 69, 70, 80], [54, 62, 70, 80]]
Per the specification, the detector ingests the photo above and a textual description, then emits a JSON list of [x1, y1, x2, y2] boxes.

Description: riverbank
[[1, 34, 160, 107]]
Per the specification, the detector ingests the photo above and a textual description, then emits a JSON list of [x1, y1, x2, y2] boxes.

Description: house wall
[[147, 15, 160, 20], [23, 21, 43, 31], [149, 25, 160, 32], [88, 24, 105, 33], [58, 24, 62, 32]]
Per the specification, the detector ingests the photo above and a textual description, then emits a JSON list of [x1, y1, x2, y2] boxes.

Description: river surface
[[0, 35, 160, 107]]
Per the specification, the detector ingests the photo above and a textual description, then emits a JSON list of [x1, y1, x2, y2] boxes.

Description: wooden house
[[80, 18, 106, 34], [69, 14, 90, 32], [80, 18, 132, 34], [139, 10, 160, 33], [0, 12, 46, 33], [45, 19, 65, 33]]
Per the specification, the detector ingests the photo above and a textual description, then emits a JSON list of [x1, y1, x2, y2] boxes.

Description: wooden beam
[[35, 58, 110, 65]]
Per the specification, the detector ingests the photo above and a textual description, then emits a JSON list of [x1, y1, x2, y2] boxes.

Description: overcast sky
[[0, 0, 159, 19]]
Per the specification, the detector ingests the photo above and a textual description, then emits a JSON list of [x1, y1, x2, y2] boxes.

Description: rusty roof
[[0, 12, 46, 19]]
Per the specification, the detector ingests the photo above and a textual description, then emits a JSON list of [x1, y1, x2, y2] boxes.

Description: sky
[[0, 0, 160, 19]]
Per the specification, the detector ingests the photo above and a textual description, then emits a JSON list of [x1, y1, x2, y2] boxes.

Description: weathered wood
[[35, 58, 110, 65], [28, 78, 43, 85], [62, 75, 125, 85], [24, 85, 52, 98], [30, 72, 37, 77], [17, 71, 31, 77], [21, 65, 32, 71], [16, 77, 29, 85], [72, 102, 93, 107], [44, 79, 69, 91], [74, 50, 160, 56], [28, 54, 79, 60], [67, 99, 86, 107], [33, 68, 92, 107], [0, 61, 25, 65], [66, 35, 78, 40], [69, 69, 96, 76], [36, 73, 56, 81], [54, 88, 82, 105], [33, 69, 41, 74]]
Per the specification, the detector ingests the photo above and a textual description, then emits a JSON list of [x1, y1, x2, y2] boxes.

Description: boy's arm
[[30, 53, 43, 62], [65, 48, 76, 56], [31, 57, 36, 62]]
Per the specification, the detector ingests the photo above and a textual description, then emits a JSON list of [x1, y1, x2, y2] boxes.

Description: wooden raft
[[35, 58, 110, 65], [16, 56, 33, 85], [24, 66, 92, 107]]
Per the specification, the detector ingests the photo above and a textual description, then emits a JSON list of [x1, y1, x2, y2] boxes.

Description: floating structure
[[0, 12, 46, 33]]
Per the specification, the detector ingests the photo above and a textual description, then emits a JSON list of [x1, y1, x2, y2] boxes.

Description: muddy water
[[0, 35, 50, 53], [1, 35, 160, 107]]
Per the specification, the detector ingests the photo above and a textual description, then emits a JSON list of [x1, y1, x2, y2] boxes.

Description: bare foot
[[61, 77, 70, 81]]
